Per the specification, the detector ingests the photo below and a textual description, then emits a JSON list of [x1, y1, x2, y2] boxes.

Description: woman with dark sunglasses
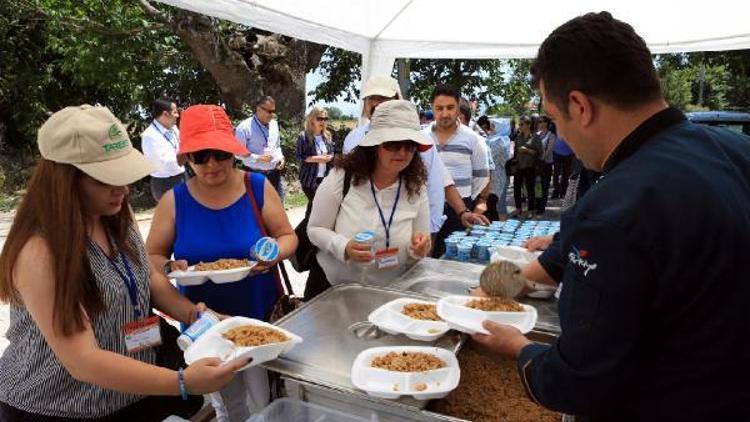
[[305, 100, 432, 298], [145, 105, 297, 421], [296, 106, 335, 217]]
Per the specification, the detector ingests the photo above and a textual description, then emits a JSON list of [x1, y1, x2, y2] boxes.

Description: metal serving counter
[[262, 256, 565, 420], [264, 284, 466, 421]]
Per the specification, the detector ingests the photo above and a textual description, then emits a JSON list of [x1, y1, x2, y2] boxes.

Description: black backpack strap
[[343, 170, 352, 198]]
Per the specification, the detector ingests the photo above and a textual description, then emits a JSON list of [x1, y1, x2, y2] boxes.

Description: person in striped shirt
[[425, 84, 490, 256]]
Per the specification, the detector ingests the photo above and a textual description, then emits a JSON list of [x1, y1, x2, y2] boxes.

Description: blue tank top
[[173, 172, 280, 321]]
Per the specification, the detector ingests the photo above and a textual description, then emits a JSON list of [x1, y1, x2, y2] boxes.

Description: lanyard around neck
[[92, 241, 142, 319], [252, 115, 270, 144], [151, 122, 176, 149], [370, 177, 402, 249]]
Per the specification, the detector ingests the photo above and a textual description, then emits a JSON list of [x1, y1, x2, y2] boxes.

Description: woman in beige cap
[[306, 100, 432, 298], [0, 106, 246, 421]]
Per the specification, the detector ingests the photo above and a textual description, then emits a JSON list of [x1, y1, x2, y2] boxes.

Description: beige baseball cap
[[38, 105, 154, 186], [361, 75, 402, 99], [358, 100, 432, 152]]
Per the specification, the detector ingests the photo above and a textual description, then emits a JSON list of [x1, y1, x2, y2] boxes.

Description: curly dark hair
[[336, 145, 427, 199]]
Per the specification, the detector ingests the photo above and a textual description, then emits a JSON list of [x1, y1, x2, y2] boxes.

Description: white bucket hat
[[37, 105, 154, 186], [358, 100, 433, 152], [361, 75, 402, 99]]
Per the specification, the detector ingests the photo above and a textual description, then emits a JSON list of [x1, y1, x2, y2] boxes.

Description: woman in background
[[296, 106, 335, 217]]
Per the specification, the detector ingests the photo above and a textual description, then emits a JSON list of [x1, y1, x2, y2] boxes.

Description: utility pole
[[698, 64, 706, 107], [396, 59, 411, 99]]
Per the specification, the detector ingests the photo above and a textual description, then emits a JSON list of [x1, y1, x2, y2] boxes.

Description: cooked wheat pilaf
[[466, 297, 525, 312], [371, 352, 446, 372], [401, 303, 442, 321], [222, 325, 288, 347], [194, 258, 250, 271]]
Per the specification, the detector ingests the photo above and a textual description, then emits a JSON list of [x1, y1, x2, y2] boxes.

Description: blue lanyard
[[252, 115, 269, 145], [95, 243, 142, 319], [151, 122, 176, 149], [370, 177, 402, 249]]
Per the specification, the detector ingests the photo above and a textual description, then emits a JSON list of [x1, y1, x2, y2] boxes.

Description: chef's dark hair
[[531, 11, 662, 115]]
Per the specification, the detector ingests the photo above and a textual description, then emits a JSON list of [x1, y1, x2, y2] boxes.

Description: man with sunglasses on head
[[235, 96, 285, 199], [141, 98, 185, 201], [344, 77, 490, 247]]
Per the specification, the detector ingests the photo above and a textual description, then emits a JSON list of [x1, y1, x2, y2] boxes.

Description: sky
[[305, 70, 361, 117]]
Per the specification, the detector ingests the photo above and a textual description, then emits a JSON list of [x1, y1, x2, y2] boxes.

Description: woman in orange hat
[[146, 104, 297, 421]]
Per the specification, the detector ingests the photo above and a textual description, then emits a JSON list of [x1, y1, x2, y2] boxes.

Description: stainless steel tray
[[264, 283, 464, 408]]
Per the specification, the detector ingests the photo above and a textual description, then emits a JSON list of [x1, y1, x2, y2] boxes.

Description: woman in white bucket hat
[[0, 105, 245, 421], [306, 100, 432, 297]]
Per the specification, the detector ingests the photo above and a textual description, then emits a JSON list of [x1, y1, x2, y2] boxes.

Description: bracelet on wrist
[[163, 260, 174, 276], [178, 368, 188, 400]]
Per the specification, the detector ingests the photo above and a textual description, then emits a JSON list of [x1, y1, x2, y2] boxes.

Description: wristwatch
[[163, 260, 174, 275], [460, 209, 471, 216]]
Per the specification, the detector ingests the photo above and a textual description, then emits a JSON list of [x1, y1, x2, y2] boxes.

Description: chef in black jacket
[[472, 12, 750, 422]]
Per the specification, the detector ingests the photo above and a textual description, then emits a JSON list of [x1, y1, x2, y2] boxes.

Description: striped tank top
[[0, 226, 155, 418]]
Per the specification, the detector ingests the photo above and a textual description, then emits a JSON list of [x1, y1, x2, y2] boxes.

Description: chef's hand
[[523, 235, 554, 252], [184, 356, 251, 394], [409, 232, 430, 258], [472, 321, 531, 359], [461, 211, 490, 228], [169, 260, 189, 272], [345, 240, 373, 263]]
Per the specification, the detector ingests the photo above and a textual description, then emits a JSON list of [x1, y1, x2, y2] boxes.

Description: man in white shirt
[[141, 98, 184, 201], [343, 77, 489, 244], [342, 76, 402, 155], [427, 84, 490, 256], [235, 96, 285, 198]]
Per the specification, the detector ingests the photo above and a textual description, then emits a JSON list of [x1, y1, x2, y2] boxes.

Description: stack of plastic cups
[[444, 236, 459, 258]]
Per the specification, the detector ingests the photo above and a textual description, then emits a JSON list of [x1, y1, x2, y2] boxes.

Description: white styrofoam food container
[[367, 298, 450, 342], [490, 245, 542, 268], [351, 346, 460, 400], [184, 317, 302, 371], [168, 262, 257, 286], [436, 295, 537, 335]]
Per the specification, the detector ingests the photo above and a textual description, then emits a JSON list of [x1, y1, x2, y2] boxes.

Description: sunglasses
[[189, 149, 234, 165], [316, 116, 329, 122], [259, 106, 276, 114], [382, 141, 418, 153]]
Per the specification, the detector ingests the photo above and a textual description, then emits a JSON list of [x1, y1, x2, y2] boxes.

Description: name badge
[[375, 247, 400, 269], [123, 315, 162, 354]]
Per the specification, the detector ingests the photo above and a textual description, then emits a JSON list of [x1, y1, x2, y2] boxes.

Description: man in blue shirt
[[473, 12, 750, 421], [235, 96, 285, 199]]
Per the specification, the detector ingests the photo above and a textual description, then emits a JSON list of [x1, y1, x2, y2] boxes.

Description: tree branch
[[138, 0, 172, 25]]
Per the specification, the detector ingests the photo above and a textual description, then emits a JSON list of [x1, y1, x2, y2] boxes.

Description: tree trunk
[[138, 2, 325, 122]]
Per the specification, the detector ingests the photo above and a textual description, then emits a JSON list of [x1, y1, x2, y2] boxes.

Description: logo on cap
[[103, 124, 128, 153]]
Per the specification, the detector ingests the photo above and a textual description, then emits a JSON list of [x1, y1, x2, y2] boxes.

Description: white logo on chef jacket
[[568, 246, 598, 276]]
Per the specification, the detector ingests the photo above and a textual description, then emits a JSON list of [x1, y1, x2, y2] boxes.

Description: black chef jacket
[[517, 108, 750, 421]]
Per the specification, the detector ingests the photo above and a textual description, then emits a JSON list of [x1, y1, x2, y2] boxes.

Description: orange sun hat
[[178, 105, 249, 158]]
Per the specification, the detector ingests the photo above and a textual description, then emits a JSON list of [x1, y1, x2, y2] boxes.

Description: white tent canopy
[[157, 0, 750, 90]]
